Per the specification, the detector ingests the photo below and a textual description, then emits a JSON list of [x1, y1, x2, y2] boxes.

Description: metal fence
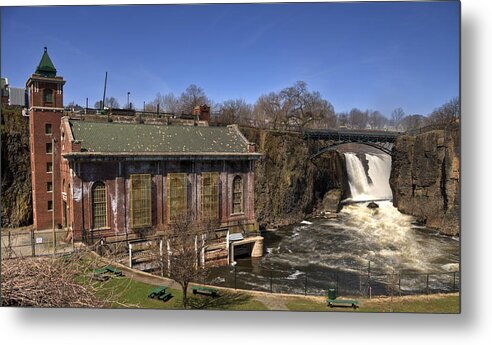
[[201, 265, 460, 298], [1, 228, 75, 258]]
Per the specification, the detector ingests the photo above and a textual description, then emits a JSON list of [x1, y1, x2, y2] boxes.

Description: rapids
[[205, 152, 460, 295]]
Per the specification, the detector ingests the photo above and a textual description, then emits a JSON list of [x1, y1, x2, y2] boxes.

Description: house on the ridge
[[27, 47, 263, 266]]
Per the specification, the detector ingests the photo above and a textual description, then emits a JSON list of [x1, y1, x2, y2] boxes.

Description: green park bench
[[148, 285, 172, 302], [326, 288, 359, 310], [105, 266, 123, 276], [93, 265, 123, 278], [191, 285, 219, 298]]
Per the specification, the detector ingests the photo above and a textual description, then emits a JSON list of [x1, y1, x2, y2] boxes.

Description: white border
[[2, 1, 491, 345]]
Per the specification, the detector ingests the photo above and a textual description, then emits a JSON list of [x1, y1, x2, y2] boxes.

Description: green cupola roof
[[35, 47, 57, 78]]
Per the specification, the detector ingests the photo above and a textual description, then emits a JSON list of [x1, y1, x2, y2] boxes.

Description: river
[[205, 152, 460, 296]]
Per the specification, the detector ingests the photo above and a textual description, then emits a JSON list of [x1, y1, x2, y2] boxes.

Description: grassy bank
[[91, 275, 268, 311], [285, 294, 460, 313], [88, 271, 459, 313]]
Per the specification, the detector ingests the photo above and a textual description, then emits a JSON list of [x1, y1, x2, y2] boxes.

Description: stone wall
[[390, 126, 460, 236]]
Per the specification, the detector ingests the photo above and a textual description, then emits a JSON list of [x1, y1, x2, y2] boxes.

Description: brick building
[[28, 48, 263, 265], [27, 47, 66, 233]]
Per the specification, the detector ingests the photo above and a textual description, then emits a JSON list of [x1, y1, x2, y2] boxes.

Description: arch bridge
[[303, 129, 401, 159]]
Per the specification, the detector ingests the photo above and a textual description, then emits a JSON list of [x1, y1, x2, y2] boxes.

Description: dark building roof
[[69, 120, 257, 157], [35, 47, 57, 78]]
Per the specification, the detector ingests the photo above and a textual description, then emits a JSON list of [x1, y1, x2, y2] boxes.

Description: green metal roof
[[69, 121, 252, 155], [35, 47, 57, 77]]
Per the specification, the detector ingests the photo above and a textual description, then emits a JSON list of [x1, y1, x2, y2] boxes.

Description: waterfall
[[344, 152, 393, 201], [206, 151, 459, 294]]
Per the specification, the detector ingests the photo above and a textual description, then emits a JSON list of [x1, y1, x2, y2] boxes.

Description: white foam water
[[344, 152, 392, 201], [260, 153, 458, 275]]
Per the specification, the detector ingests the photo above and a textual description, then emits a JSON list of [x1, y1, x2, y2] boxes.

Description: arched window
[[44, 89, 53, 104], [232, 176, 243, 214], [92, 182, 107, 229]]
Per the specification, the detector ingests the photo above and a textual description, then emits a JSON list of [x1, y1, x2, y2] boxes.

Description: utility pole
[[102, 72, 108, 110], [127, 92, 130, 109]]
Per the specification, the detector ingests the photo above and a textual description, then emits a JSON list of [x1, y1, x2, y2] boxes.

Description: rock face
[[241, 128, 349, 228], [390, 126, 460, 236], [322, 189, 343, 213], [1, 106, 32, 227]]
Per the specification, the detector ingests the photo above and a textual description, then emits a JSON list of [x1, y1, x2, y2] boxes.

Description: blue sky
[[1, 2, 459, 117]]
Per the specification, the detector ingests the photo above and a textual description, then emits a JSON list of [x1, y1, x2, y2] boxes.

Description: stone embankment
[[390, 125, 460, 236]]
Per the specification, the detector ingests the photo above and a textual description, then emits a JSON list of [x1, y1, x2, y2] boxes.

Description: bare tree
[[254, 92, 284, 130], [148, 92, 181, 114], [391, 107, 406, 129], [155, 216, 218, 309], [279, 81, 336, 130], [253, 81, 335, 130], [1, 250, 129, 308], [179, 84, 210, 114], [348, 108, 369, 129], [336, 112, 349, 128], [428, 97, 460, 125], [217, 99, 253, 125], [367, 110, 388, 130], [105, 97, 120, 109], [400, 114, 428, 131]]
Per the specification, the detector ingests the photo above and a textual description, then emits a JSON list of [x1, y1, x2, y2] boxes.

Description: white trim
[[30, 106, 64, 111]]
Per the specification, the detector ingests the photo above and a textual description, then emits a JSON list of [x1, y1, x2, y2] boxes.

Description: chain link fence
[[1, 228, 74, 258]]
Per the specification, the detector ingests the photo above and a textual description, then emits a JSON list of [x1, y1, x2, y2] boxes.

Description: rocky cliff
[[1, 106, 32, 227], [390, 126, 460, 236], [241, 128, 348, 228]]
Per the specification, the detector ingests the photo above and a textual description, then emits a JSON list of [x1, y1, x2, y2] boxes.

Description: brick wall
[[27, 74, 65, 230], [60, 153, 257, 241]]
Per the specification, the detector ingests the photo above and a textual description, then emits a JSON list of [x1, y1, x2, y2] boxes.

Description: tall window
[[130, 174, 152, 228], [46, 142, 53, 154], [44, 89, 53, 104], [45, 123, 52, 134], [232, 176, 243, 214], [46, 162, 53, 173], [167, 173, 187, 222], [92, 182, 107, 229], [201, 172, 219, 220]]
